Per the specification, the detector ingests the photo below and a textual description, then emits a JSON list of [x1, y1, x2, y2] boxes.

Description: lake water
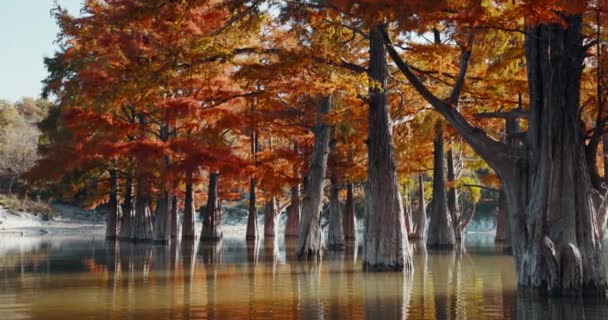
[[0, 234, 606, 319]]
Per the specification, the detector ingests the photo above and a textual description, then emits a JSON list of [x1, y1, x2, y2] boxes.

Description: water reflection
[[0, 236, 607, 319]]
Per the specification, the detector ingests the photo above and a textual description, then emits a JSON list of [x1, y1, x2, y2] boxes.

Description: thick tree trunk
[[495, 191, 508, 243], [427, 122, 456, 249], [201, 172, 222, 241], [106, 168, 121, 240], [343, 182, 357, 240], [153, 192, 171, 244], [170, 195, 179, 238], [285, 184, 300, 238], [327, 176, 345, 250], [411, 174, 427, 240], [182, 168, 196, 240], [499, 118, 520, 250], [118, 172, 134, 240], [264, 197, 278, 238], [246, 178, 259, 240], [362, 25, 412, 271], [132, 193, 153, 242], [497, 16, 607, 296], [296, 95, 332, 259]]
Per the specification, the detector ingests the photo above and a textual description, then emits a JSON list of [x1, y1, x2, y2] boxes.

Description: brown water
[[0, 235, 606, 319]]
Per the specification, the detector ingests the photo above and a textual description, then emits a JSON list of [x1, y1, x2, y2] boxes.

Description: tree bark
[[411, 174, 427, 241], [264, 196, 278, 238], [447, 147, 460, 241], [246, 177, 259, 240], [170, 195, 179, 238], [118, 171, 134, 240], [403, 186, 414, 235], [327, 176, 345, 250], [105, 168, 121, 240], [201, 172, 222, 241], [153, 192, 171, 244], [495, 191, 508, 243], [343, 182, 357, 240], [362, 25, 412, 271], [427, 121, 456, 249], [132, 193, 153, 242], [182, 168, 196, 240], [285, 184, 300, 238], [246, 125, 259, 240], [296, 95, 332, 259]]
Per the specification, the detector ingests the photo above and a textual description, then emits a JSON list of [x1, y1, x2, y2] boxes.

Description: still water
[[0, 235, 606, 320]]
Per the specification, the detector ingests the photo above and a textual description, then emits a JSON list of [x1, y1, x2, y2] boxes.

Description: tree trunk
[[498, 16, 605, 295], [327, 176, 345, 250], [412, 174, 427, 241], [105, 168, 121, 240], [285, 184, 300, 238], [8, 175, 16, 194], [201, 172, 222, 241], [246, 125, 259, 240], [132, 193, 153, 242], [170, 195, 179, 238], [246, 177, 259, 240], [427, 121, 456, 249], [264, 196, 278, 238], [182, 168, 196, 240], [495, 191, 508, 243], [499, 118, 520, 251], [343, 182, 357, 240], [447, 147, 460, 241], [296, 95, 332, 259], [598, 135, 608, 240], [153, 192, 171, 244], [362, 25, 412, 271], [403, 186, 414, 235], [118, 171, 133, 240], [383, 3, 606, 297]]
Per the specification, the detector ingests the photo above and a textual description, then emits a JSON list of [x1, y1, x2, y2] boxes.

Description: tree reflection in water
[[1, 237, 608, 319]]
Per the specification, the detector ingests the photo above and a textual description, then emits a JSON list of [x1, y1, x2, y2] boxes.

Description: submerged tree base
[[363, 261, 411, 272]]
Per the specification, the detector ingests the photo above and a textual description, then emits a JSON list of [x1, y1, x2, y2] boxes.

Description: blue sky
[[0, 1, 83, 102]]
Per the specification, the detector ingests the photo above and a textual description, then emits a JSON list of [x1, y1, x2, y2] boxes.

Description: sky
[[0, 1, 83, 102]]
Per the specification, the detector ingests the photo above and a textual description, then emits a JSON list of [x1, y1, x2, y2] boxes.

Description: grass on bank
[[0, 194, 58, 219]]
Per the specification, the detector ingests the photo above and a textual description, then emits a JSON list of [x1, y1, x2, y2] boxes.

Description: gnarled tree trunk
[[285, 184, 300, 238], [384, 6, 606, 296], [343, 182, 357, 241], [362, 25, 412, 271], [327, 176, 344, 250], [106, 167, 121, 240], [201, 172, 222, 241], [426, 122, 456, 249], [182, 168, 196, 240], [296, 95, 332, 259], [498, 16, 607, 296], [264, 196, 278, 238]]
